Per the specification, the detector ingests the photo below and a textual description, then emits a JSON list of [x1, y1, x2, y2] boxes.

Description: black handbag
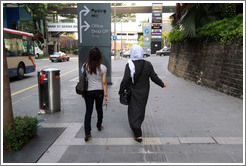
[[76, 64, 88, 95], [120, 89, 131, 105], [120, 60, 145, 105]]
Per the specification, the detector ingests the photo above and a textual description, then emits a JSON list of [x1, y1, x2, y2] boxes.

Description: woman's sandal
[[134, 137, 143, 143], [98, 126, 104, 131], [84, 135, 92, 142]]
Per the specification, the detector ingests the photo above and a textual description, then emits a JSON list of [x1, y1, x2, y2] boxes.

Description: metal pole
[[121, 19, 122, 59], [114, 3, 117, 59]]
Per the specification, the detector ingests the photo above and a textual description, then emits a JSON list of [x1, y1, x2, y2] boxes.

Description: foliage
[[177, 4, 219, 38], [169, 14, 243, 45], [220, 3, 236, 18], [196, 14, 243, 44], [3, 116, 38, 151], [162, 32, 171, 47], [111, 3, 136, 22], [169, 30, 184, 43], [138, 36, 143, 47], [25, 3, 76, 22]]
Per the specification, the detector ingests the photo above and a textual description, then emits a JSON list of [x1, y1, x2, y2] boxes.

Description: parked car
[[156, 47, 171, 56], [111, 50, 115, 56], [143, 49, 151, 58], [50, 51, 70, 62], [123, 50, 130, 58]]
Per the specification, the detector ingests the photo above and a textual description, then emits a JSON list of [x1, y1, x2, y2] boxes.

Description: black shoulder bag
[[75, 64, 88, 95], [120, 60, 145, 105]]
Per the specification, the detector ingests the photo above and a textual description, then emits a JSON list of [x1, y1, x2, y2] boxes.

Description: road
[[10, 55, 79, 117]]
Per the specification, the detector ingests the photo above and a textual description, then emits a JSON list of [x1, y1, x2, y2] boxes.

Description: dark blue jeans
[[84, 90, 104, 135]]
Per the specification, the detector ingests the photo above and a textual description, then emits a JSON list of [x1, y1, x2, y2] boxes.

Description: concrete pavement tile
[[213, 137, 243, 144], [125, 145, 145, 153], [59, 150, 104, 163], [159, 137, 180, 144], [86, 145, 125, 153], [178, 137, 216, 144], [187, 152, 236, 163], [38, 145, 69, 163], [106, 138, 138, 145], [143, 137, 162, 145], [165, 153, 190, 163], [53, 123, 82, 145], [145, 153, 167, 163], [102, 153, 145, 163], [84, 138, 108, 145], [230, 151, 244, 163], [40, 122, 70, 128]]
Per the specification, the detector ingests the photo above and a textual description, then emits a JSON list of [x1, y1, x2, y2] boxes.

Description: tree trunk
[[44, 17, 49, 57], [176, 3, 181, 20], [3, 40, 14, 131]]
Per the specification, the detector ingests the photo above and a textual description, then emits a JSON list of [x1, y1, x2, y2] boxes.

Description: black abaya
[[119, 60, 164, 137]]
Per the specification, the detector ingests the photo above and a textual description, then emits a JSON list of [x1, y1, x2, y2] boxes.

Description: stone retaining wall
[[168, 41, 243, 98]]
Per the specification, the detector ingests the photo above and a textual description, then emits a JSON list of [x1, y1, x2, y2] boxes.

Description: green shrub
[[169, 30, 184, 43], [169, 14, 243, 45], [3, 116, 38, 151], [196, 14, 243, 44]]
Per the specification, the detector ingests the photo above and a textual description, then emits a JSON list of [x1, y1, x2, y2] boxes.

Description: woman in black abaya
[[119, 44, 168, 142]]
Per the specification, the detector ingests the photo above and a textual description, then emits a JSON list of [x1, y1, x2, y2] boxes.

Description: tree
[[3, 40, 14, 131], [111, 3, 136, 22], [25, 3, 76, 56], [172, 3, 240, 39], [162, 32, 171, 47]]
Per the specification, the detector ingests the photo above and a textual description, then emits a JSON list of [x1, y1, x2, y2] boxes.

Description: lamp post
[[114, 3, 116, 59]]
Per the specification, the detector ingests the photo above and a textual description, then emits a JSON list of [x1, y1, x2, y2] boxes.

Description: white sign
[[47, 23, 77, 32]]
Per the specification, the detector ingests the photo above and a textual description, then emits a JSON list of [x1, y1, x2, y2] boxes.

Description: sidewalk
[[4, 56, 244, 164]]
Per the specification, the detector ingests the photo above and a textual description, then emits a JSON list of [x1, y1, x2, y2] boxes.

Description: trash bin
[[38, 68, 60, 113]]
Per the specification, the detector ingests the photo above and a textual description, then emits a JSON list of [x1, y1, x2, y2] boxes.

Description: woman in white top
[[81, 47, 109, 142]]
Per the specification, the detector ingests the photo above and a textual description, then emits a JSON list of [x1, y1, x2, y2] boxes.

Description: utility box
[[38, 68, 60, 113]]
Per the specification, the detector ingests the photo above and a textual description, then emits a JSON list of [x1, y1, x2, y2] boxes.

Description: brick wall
[[168, 41, 243, 98]]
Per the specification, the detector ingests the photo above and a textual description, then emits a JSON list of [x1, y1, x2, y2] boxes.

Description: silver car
[[156, 47, 170, 56]]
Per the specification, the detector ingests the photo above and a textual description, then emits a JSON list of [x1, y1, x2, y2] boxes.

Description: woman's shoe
[[84, 135, 92, 142], [134, 137, 142, 143], [97, 126, 104, 131]]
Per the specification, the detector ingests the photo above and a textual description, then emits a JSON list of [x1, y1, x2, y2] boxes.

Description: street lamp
[[120, 19, 122, 59]]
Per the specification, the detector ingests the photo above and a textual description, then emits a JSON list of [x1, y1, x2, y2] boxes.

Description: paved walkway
[[6, 56, 244, 163]]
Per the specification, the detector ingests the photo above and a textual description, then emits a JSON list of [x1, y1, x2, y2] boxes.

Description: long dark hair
[[87, 47, 102, 75]]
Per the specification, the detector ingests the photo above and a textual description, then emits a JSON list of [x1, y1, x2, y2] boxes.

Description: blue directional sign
[[144, 28, 150, 35], [112, 36, 117, 40]]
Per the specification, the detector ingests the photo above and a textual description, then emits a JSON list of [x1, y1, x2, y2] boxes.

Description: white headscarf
[[127, 44, 144, 83]]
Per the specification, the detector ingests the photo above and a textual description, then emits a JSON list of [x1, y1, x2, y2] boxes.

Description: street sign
[[78, 3, 111, 83], [144, 28, 150, 35], [78, 4, 111, 46], [112, 36, 117, 40]]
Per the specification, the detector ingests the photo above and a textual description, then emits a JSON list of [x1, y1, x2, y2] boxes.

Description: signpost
[[142, 23, 151, 56], [151, 3, 163, 54], [78, 3, 111, 84]]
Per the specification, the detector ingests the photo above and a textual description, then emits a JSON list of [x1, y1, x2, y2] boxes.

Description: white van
[[35, 41, 44, 59]]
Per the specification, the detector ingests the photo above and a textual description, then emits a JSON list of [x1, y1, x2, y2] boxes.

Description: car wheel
[[17, 63, 25, 80], [51, 60, 54, 62], [35, 53, 39, 59], [67, 58, 69, 61]]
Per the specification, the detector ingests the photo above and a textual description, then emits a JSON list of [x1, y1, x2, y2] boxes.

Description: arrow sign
[[79, 5, 90, 17], [81, 21, 90, 31], [145, 28, 150, 34], [79, 5, 90, 43]]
